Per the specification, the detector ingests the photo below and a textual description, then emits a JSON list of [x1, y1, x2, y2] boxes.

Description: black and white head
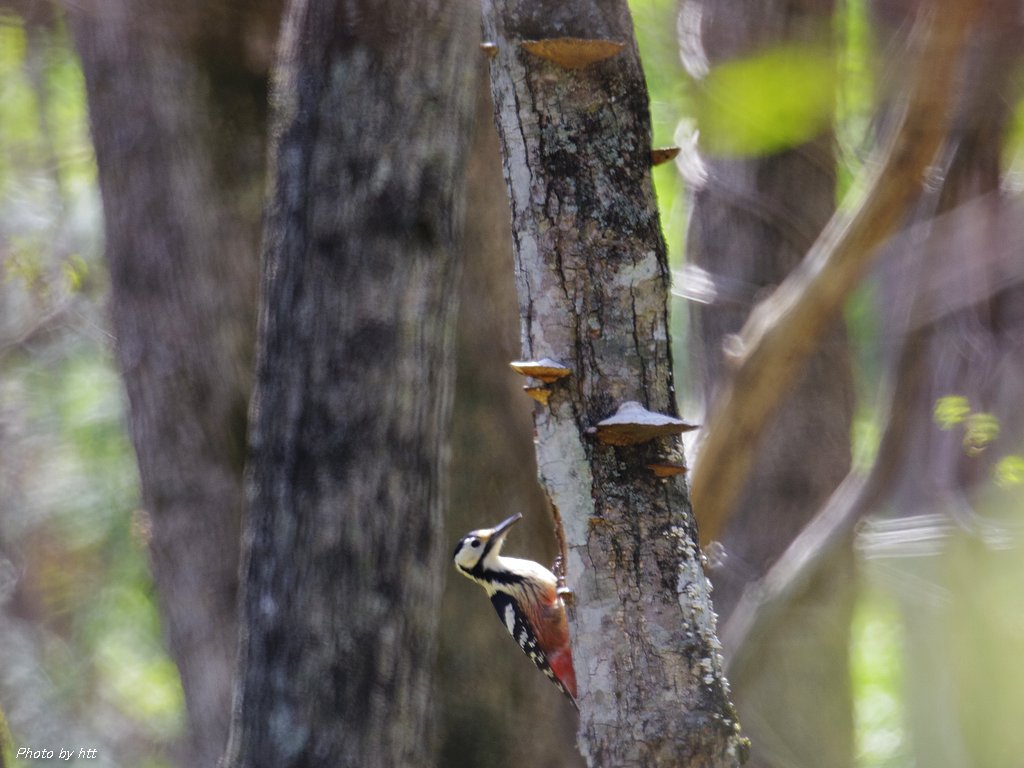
[[452, 513, 522, 583]]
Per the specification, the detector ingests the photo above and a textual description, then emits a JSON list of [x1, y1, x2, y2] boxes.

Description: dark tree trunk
[[482, 1, 746, 764], [68, 3, 281, 765], [221, 0, 475, 765], [438, 75, 584, 768], [681, 2, 856, 766]]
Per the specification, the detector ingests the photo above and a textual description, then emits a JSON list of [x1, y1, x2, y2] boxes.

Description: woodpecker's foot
[[551, 554, 564, 579], [552, 555, 574, 603]]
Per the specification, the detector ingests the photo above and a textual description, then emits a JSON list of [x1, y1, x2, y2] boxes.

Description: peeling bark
[[481, 1, 745, 765]]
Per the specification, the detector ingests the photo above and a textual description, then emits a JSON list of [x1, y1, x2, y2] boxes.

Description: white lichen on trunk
[[482, 1, 747, 765]]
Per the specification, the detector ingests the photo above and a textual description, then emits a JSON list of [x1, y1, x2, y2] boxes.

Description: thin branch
[[690, 1, 980, 545], [723, 316, 928, 674], [674, 192, 1024, 332], [721, 129, 970, 671]]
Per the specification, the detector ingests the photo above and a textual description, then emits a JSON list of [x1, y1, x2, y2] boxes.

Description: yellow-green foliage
[[695, 44, 836, 156]]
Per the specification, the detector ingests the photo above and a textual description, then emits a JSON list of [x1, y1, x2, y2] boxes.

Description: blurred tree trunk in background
[[682, 1, 856, 766], [222, 0, 474, 764], [68, 3, 281, 765], [438, 74, 584, 768], [867, 2, 1024, 765], [0, 706, 9, 768]]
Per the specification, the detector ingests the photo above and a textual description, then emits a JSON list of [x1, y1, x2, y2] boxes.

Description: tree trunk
[[681, 2, 856, 766], [68, 3, 281, 765], [438, 74, 584, 768], [481, 1, 746, 764], [221, 0, 474, 765]]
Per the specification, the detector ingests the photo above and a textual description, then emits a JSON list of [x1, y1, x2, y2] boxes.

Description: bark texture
[[438, 76, 584, 768], [222, 0, 474, 765], [681, 3, 857, 766], [482, 1, 746, 765], [68, 3, 281, 765]]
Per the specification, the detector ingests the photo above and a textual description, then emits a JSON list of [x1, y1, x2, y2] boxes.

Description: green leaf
[[994, 455, 1024, 488], [62, 253, 89, 292], [964, 412, 1000, 455], [933, 395, 971, 430], [695, 44, 836, 156]]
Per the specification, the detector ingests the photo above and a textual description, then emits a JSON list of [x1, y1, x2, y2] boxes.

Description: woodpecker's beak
[[490, 513, 522, 540]]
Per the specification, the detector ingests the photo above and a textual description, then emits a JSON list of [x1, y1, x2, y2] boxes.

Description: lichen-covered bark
[[481, 2, 745, 765], [221, 0, 474, 765]]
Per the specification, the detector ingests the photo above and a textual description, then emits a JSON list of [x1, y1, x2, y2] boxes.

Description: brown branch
[[690, 1, 981, 545], [720, 110, 982, 671], [722, 316, 930, 674]]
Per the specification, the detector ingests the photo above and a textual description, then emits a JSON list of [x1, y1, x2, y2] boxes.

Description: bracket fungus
[[646, 462, 688, 478], [591, 401, 699, 446], [520, 37, 625, 69], [480, 41, 498, 59], [509, 358, 572, 384], [650, 146, 681, 166], [523, 386, 552, 405]]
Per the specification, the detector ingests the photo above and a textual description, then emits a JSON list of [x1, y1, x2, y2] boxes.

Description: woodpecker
[[453, 513, 578, 707]]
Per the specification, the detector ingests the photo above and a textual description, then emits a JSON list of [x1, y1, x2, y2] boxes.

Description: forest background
[[1, 0, 1023, 766]]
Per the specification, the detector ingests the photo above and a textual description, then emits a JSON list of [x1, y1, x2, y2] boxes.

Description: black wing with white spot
[[489, 591, 572, 700]]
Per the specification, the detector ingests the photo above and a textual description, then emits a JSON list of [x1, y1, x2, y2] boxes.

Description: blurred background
[[2, 0, 1023, 766]]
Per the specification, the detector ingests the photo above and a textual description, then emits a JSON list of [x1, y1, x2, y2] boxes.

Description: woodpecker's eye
[[470, 538, 481, 548]]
